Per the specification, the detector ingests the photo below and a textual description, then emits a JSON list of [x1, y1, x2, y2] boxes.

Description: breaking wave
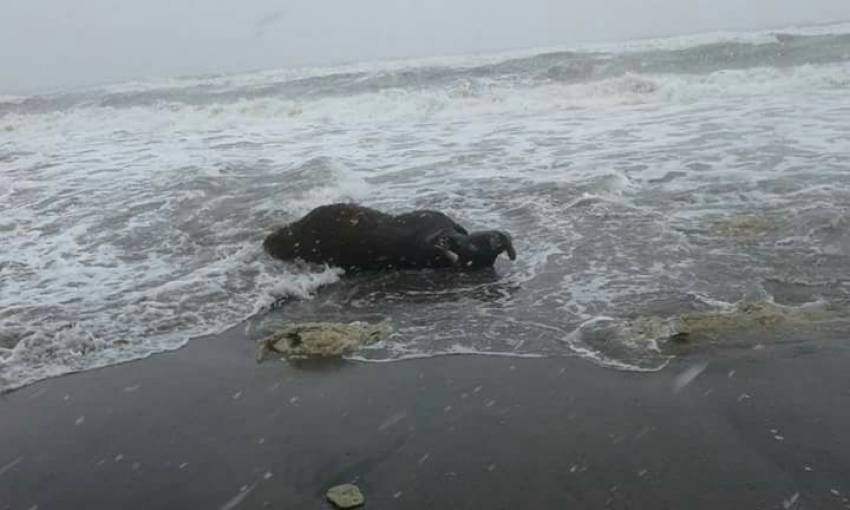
[[2, 22, 850, 390]]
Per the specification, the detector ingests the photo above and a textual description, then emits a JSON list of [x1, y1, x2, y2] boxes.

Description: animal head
[[433, 230, 516, 270]]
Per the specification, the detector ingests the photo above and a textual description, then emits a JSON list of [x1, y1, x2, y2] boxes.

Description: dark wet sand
[[2, 327, 850, 510]]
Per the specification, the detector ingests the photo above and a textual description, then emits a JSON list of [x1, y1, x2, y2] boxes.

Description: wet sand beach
[[2, 325, 849, 510], [4, 19, 850, 510]]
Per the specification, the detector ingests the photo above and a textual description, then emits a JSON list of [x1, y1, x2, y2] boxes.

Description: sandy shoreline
[[1, 324, 849, 509]]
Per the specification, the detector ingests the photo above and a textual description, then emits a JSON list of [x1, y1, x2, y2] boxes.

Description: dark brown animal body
[[263, 203, 515, 272]]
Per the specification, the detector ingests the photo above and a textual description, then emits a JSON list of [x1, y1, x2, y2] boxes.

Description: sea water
[[2, 23, 850, 390]]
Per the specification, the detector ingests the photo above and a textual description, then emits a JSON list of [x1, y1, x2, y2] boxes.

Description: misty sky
[[2, 0, 849, 94]]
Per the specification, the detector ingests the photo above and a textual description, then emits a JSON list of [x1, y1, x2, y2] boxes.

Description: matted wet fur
[[263, 203, 516, 272]]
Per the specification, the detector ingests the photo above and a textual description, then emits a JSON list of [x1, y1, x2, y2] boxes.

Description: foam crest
[[0, 150, 356, 391], [3, 22, 850, 389], [0, 260, 342, 391]]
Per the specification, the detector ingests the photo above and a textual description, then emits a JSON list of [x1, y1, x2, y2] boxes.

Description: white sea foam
[[2, 23, 850, 389], [7, 61, 849, 134], [0, 146, 353, 390]]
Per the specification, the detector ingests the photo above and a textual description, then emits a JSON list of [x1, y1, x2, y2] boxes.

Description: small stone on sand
[[326, 484, 364, 509]]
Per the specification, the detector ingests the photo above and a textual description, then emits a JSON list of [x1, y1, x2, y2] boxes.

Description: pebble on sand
[[326, 484, 365, 509]]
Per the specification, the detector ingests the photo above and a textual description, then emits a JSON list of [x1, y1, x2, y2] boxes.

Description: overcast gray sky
[[2, 0, 849, 94]]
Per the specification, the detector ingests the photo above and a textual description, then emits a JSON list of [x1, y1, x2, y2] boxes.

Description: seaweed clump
[[257, 321, 391, 361]]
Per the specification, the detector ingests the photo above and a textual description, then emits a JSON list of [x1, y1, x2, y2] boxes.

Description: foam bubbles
[[0, 146, 350, 391], [3, 24, 850, 389]]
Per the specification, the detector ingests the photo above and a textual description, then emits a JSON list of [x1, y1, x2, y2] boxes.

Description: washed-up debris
[[624, 300, 845, 345], [713, 215, 776, 241], [257, 321, 391, 361], [326, 484, 365, 509]]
